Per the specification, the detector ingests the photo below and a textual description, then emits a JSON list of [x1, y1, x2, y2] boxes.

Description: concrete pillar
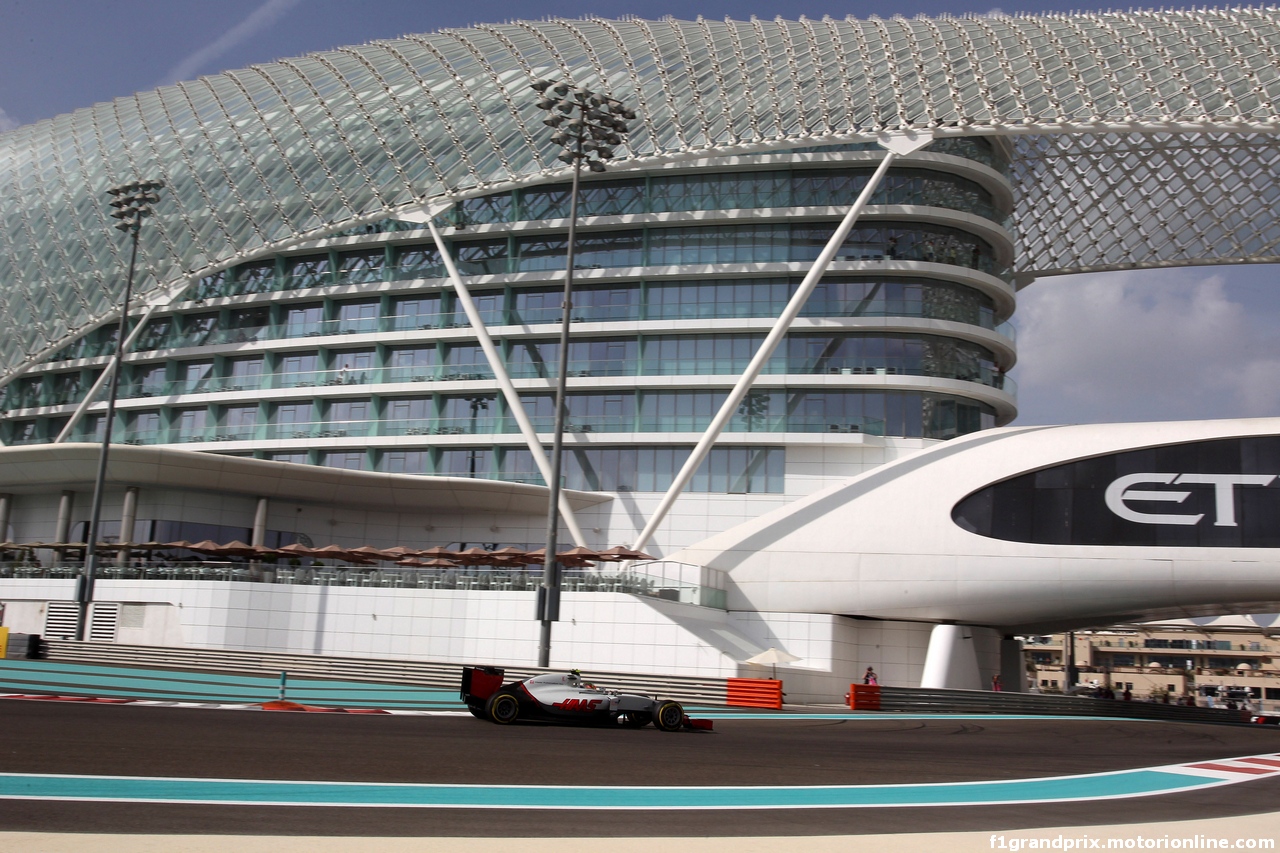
[[920, 624, 982, 690], [117, 486, 139, 562], [1000, 636, 1026, 693], [250, 497, 270, 581], [252, 497, 269, 547], [0, 493, 12, 542], [54, 490, 75, 562]]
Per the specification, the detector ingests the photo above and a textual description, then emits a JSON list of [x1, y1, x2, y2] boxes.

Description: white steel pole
[[55, 300, 165, 445], [425, 217, 588, 547], [632, 131, 934, 553]]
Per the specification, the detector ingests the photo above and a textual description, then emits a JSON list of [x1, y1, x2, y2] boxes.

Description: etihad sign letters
[[1104, 473, 1277, 527]]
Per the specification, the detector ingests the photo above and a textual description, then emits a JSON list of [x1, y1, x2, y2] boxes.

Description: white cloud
[[1011, 268, 1280, 425], [0, 107, 18, 133], [158, 0, 305, 86]]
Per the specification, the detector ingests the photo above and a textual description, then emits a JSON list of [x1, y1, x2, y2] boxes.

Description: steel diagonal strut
[[631, 130, 936, 554], [426, 216, 587, 547]]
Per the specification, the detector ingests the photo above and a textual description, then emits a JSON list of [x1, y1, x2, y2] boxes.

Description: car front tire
[[486, 692, 520, 725], [653, 700, 684, 732]]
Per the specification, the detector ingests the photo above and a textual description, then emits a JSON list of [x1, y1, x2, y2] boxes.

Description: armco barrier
[[28, 641, 1260, 724], [38, 639, 731, 707], [869, 685, 1251, 725], [726, 677, 783, 709], [847, 684, 881, 710]]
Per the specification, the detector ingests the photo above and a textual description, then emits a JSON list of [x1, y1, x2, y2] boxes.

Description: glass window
[[454, 239, 509, 276], [269, 452, 309, 464], [336, 249, 385, 283], [283, 303, 323, 337], [222, 405, 258, 434], [182, 313, 219, 346], [191, 270, 229, 301], [50, 372, 83, 405], [439, 395, 497, 434], [455, 192, 513, 226], [130, 364, 166, 396], [439, 448, 493, 478], [127, 410, 162, 443], [134, 317, 174, 351], [327, 399, 370, 422], [322, 451, 367, 470], [643, 335, 761, 375], [516, 231, 644, 272], [386, 397, 431, 420], [390, 295, 443, 330], [278, 352, 318, 387], [236, 262, 276, 295], [179, 361, 214, 393], [229, 307, 269, 328], [387, 346, 436, 382], [336, 300, 379, 333], [659, 224, 789, 266], [392, 246, 441, 279], [285, 255, 330, 289], [441, 344, 493, 379], [6, 420, 37, 444], [174, 408, 208, 439], [500, 445, 784, 493], [226, 356, 264, 389], [381, 450, 430, 474], [511, 288, 561, 324], [449, 290, 503, 326]]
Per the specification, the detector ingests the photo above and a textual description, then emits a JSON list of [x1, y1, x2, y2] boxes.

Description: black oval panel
[[951, 435, 1280, 547]]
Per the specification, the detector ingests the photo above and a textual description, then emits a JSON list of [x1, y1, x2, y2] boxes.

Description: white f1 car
[[461, 666, 699, 731]]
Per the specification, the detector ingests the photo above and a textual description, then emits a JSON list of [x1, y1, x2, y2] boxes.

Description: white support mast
[[426, 217, 588, 547], [631, 131, 935, 553]]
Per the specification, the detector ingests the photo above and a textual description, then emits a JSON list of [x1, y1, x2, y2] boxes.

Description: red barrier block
[[727, 677, 783, 709], [847, 684, 881, 710]]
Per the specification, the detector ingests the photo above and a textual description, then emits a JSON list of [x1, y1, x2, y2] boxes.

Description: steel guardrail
[[40, 639, 731, 705], [36, 640, 1259, 723]]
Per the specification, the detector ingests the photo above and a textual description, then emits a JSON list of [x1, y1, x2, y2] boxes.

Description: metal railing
[[0, 562, 726, 609], [866, 685, 1254, 725], [35, 640, 734, 706]]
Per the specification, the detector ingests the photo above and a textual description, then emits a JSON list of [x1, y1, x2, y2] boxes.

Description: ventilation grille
[[43, 602, 79, 640], [87, 603, 119, 642]]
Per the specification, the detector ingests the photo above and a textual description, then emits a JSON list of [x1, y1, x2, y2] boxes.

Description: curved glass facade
[[0, 151, 1014, 493]]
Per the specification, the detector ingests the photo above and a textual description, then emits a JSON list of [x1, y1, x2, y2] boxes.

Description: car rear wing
[[460, 665, 506, 702]]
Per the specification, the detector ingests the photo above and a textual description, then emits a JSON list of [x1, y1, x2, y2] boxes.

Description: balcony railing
[[0, 560, 727, 609]]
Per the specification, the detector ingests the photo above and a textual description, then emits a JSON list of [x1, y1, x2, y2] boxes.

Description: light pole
[[530, 79, 633, 667], [75, 179, 164, 641]]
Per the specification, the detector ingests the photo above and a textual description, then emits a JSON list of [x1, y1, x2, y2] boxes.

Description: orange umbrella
[[347, 545, 398, 561], [415, 546, 460, 559], [452, 547, 498, 565], [277, 543, 317, 555]]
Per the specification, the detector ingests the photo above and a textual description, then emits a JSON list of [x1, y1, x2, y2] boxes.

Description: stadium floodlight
[[529, 79, 632, 668], [75, 179, 165, 641]]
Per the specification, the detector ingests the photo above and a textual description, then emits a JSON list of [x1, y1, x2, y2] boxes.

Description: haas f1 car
[[461, 666, 699, 731]]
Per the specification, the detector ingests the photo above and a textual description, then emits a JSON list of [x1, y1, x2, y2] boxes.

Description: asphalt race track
[[2, 699, 1280, 837]]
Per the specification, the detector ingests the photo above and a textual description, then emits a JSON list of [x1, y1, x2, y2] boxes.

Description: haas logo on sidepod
[[552, 698, 603, 711]]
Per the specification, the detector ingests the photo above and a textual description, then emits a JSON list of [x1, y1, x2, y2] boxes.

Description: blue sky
[[2, 0, 1277, 427]]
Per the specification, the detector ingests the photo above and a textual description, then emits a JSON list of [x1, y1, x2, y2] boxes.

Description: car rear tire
[[486, 692, 520, 725], [620, 711, 651, 728], [653, 700, 684, 732]]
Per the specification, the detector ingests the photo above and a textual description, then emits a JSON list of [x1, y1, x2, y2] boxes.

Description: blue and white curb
[[1, 753, 1277, 810]]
